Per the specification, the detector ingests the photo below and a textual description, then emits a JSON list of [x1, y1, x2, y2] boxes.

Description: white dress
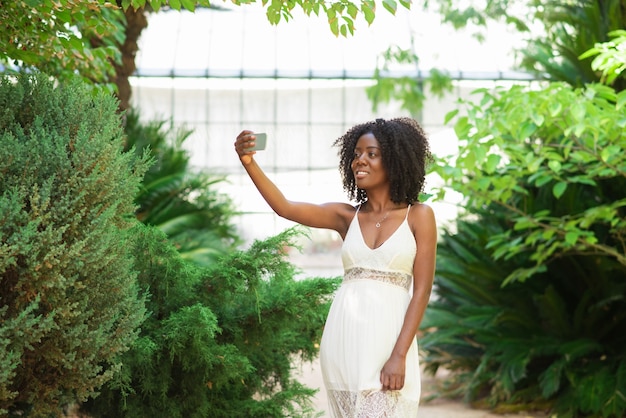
[[320, 205, 420, 417]]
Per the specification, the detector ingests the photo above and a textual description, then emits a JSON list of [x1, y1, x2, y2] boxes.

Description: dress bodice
[[341, 205, 416, 288]]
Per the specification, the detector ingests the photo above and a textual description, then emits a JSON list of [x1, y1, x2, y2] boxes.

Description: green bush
[[69, 106, 338, 416], [423, 207, 626, 416], [83, 227, 340, 418], [423, 81, 626, 416], [0, 74, 148, 416]]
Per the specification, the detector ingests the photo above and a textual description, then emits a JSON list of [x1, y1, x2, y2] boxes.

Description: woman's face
[[351, 133, 388, 190]]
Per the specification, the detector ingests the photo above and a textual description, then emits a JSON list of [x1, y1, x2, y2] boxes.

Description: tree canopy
[[0, 0, 409, 90]]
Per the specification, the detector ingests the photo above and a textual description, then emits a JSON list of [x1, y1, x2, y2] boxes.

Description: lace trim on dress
[[327, 389, 419, 418], [344, 267, 412, 291]]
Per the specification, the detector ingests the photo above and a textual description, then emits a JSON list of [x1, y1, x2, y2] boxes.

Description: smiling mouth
[[355, 171, 368, 178]]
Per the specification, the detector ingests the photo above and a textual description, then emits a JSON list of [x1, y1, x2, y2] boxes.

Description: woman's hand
[[234, 130, 257, 165], [380, 353, 406, 391]]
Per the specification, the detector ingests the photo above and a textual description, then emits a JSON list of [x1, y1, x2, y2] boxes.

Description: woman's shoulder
[[320, 202, 358, 235], [330, 202, 359, 221], [408, 202, 437, 233], [410, 202, 435, 217]]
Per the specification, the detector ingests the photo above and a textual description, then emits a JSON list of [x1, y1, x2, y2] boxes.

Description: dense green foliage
[[0, 1, 124, 91], [581, 29, 626, 87], [0, 75, 341, 416], [82, 227, 340, 417], [519, 0, 625, 91], [0, 74, 148, 416], [422, 79, 626, 416], [441, 82, 626, 283], [423, 208, 626, 416], [123, 109, 239, 266], [71, 109, 341, 416]]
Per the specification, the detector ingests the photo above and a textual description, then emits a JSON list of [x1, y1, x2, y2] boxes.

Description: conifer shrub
[[0, 74, 148, 416], [82, 226, 340, 418]]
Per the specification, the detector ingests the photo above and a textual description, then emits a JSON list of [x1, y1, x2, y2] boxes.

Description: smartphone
[[249, 133, 267, 151]]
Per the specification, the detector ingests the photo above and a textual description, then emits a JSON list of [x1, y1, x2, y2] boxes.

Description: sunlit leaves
[[580, 30, 626, 86], [0, 0, 124, 90], [362, 0, 376, 24], [436, 82, 626, 284], [2, 0, 409, 89], [382, 0, 397, 14]]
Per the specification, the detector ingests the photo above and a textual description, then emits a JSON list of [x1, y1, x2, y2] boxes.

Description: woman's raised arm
[[235, 130, 353, 236]]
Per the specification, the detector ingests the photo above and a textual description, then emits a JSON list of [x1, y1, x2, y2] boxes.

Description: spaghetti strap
[[404, 204, 412, 220]]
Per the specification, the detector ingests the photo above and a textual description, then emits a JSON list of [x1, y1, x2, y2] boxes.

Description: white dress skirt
[[320, 206, 420, 417]]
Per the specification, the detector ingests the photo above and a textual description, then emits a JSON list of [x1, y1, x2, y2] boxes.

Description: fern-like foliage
[[422, 202, 626, 417], [123, 109, 239, 266]]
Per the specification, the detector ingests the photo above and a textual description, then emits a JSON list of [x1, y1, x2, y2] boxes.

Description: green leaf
[[552, 181, 567, 199], [444, 109, 459, 125], [570, 102, 585, 121], [569, 176, 597, 186], [600, 145, 621, 162], [565, 231, 579, 245], [519, 121, 537, 139], [530, 111, 544, 126], [382, 0, 397, 14], [501, 351, 530, 384], [559, 339, 603, 359], [527, 156, 544, 173], [484, 153, 500, 174], [539, 358, 565, 397], [548, 160, 562, 172], [534, 175, 552, 187], [548, 100, 563, 117], [362, 2, 375, 24], [476, 177, 491, 191], [149, 0, 162, 12], [617, 90, 626, 110], [540, 229, 556, 240], [454, 116, 470, 138], [180, 0, 196, 11], [347, 3, 358, 19], [513, 217, 535, 231]]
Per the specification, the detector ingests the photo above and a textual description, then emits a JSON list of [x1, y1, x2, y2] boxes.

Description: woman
[[234, 117, 437, 417]]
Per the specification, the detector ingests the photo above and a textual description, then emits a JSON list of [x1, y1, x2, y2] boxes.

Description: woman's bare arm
[[379, 203, 437, 390], [235, 130, 354, 236]]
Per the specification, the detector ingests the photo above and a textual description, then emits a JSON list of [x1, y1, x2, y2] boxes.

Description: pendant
[[375, 222, 381, 228]]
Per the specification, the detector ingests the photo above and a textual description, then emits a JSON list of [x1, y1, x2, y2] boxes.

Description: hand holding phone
[[249, 133, 267, 151]]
